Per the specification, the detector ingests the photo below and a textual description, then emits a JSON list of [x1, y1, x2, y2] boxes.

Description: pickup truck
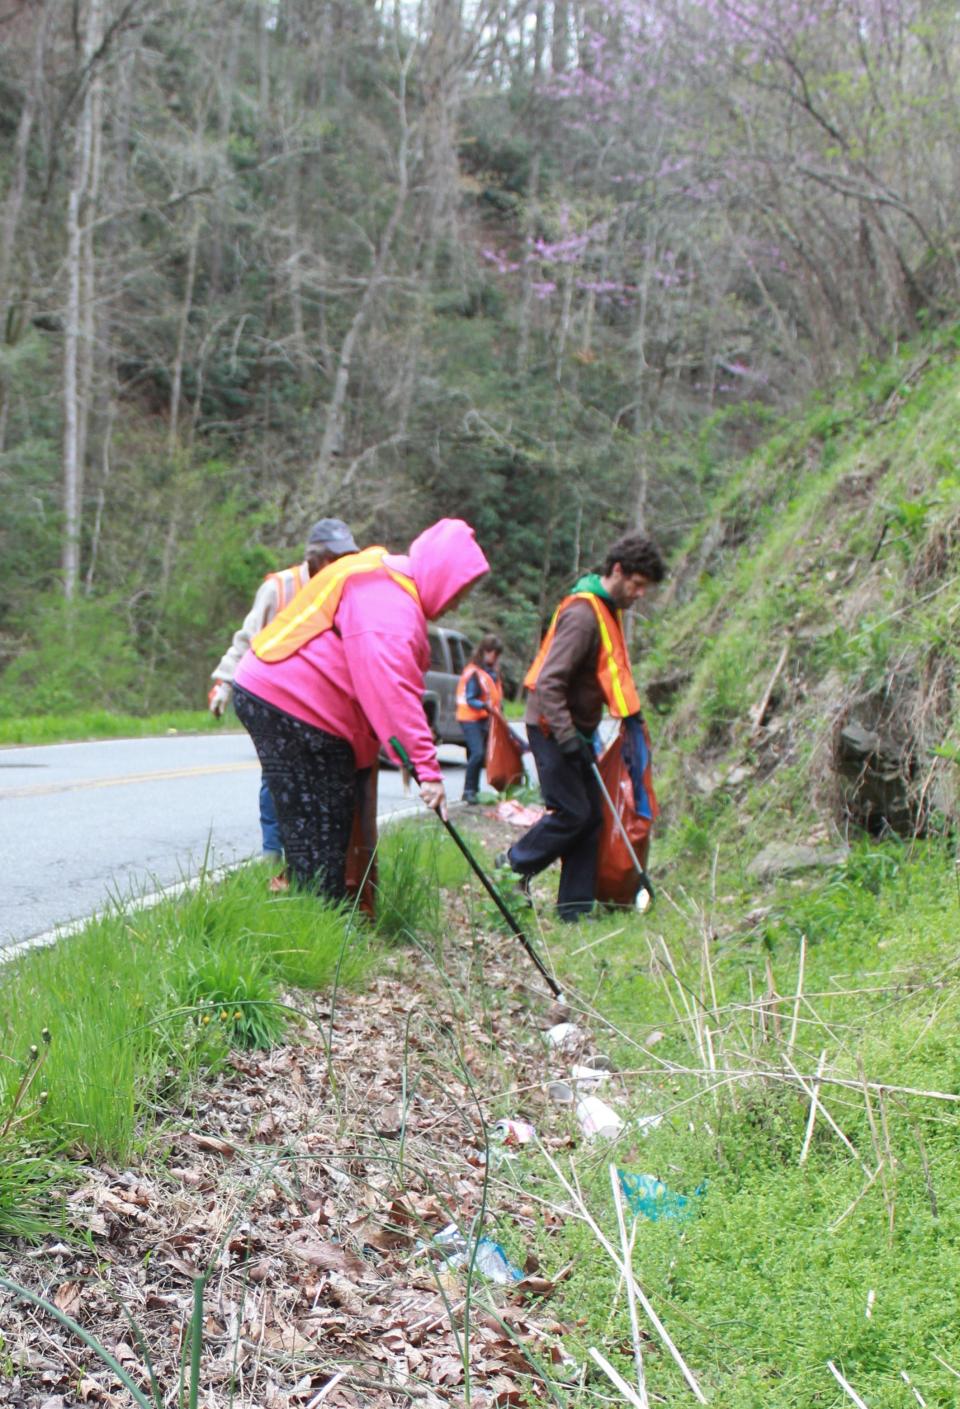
[[378, 626, 474, 765], [424, 626, 474, 746]]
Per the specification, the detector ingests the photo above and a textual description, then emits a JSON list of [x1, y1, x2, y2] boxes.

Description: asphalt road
[[1, 731, 467, 952]]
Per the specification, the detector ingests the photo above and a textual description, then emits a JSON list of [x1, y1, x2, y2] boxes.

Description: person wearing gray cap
[[208, 517, 359, 863]]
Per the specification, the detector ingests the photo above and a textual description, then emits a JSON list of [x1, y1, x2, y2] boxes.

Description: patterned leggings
[[233, 686, 356, 899]]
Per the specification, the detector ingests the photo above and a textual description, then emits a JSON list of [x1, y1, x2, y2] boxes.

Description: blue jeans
[[461, 719, 488, 799], [259, 775, 283, 857]]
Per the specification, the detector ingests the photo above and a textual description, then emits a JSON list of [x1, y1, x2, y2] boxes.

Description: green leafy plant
[[175, 940, 288, 1050]]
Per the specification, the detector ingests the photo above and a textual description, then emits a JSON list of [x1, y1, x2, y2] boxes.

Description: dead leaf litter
[[0, 815, 630, 1409]]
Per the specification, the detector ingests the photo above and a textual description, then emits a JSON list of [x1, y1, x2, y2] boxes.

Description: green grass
[[375, 820, 471, 943], [0, 710, 224, 746], [487, 837, 960, 1407], [0, 864, 370, 1161]]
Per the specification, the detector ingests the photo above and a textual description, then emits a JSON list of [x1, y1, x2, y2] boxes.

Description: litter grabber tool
[[389, 736, 563, 1000], [589, 759, 655, 910]]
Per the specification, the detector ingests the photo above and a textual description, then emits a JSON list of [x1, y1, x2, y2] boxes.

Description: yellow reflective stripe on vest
[[586, 596, 632, 717], [523, 591, 640, 719], [256, 549, 380, 657], [254, 548, 419, 660]]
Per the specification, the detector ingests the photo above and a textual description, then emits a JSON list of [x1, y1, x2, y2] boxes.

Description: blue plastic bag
[[617, 1169, 702, 1223]]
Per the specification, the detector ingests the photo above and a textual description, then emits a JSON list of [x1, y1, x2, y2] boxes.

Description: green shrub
[[0, 594, 143, 718]]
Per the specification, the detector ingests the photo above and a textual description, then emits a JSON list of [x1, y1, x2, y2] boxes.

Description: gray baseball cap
[[305, 518, 358, 555]]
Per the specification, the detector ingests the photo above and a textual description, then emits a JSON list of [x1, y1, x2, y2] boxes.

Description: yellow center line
[[0, 761, 259, 801]]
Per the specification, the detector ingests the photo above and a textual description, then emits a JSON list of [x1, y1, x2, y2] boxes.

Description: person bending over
[[232, 520, 489, 900]]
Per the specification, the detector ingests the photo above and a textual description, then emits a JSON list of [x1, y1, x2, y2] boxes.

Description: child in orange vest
[[456, 634, 504, 803]]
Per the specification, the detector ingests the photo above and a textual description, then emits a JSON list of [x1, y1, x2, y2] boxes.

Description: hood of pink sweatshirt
[[384, 518, 490, 620]]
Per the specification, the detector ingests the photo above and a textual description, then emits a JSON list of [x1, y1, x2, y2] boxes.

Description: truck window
[[450, 636, 471, 673], [428, 631, 447, 671]]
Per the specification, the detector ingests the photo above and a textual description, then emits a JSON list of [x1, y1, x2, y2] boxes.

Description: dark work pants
[[461, 719, 488, 799], [233, 685, 356, 900], [507, 725, 603, 921]]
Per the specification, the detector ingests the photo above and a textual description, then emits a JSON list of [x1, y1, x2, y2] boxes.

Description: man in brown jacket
[[500, 532, 665, 921]]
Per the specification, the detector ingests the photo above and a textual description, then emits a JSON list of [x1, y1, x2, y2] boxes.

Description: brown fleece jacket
[[523, 599, 604, 744]]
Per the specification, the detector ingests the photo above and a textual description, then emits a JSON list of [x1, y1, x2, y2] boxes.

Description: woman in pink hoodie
[[232, 518, 489, 899]]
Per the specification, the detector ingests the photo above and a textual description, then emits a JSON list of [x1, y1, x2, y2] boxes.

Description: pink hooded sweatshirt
[[234, 519, 490, 784]]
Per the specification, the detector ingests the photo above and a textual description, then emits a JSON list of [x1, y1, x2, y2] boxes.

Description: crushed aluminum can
[[493, 1118, 536, 1146]]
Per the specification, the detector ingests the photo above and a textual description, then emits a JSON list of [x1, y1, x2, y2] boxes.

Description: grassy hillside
[[645, 322, 960, 872]]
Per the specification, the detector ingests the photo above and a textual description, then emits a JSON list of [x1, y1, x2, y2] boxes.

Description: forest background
[[1, 0, 957, 714]]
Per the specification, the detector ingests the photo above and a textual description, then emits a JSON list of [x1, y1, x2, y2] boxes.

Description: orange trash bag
[[595, 720, 658, 906], [345, 764, 378, 917], [485, 711, 525, 793]]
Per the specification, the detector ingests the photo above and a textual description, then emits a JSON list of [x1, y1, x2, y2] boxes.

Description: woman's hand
[[420, 779, 448, 820]]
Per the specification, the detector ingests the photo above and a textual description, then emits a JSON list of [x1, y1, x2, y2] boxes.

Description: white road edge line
[[2, 799, 439, 968]]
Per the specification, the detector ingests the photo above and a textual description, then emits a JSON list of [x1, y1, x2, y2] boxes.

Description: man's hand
[[420, 779, 448, 820], [560, 733, 595, 768], [208, 681, 232, 718]]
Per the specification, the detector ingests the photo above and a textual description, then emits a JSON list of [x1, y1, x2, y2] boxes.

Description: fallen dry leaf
[[52, 1282, 82, 1317], [285, 1233, 367, 1277], [186, 1131, 238, 1157]]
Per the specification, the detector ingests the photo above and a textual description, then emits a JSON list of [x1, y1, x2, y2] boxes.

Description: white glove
[[208, 680, 232, 718]]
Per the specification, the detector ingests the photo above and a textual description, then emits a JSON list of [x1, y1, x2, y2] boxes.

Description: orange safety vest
[[252, 546, 420, 662], [264, 562, 310, 614], [524, 592, 642, 719], [456, 664, 503, 722]]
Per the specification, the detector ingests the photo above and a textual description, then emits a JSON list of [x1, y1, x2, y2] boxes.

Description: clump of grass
[[0, 1031, 68, 1243], [174, 939, 287, 1051], [524, 832, 960, 1408], [375, 822, 469, 943], [0, 1144, 69, 1244], [0, 864, 368, 1160]]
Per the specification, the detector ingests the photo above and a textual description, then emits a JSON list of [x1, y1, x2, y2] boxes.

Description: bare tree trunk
[[84, 393, 115, 595], [168, 208, 202, 457], [0, 3, 50, 327], [0, 2, 51, 454], [551, 0, 568, 72], [314, 49, 413, 496], [517, 153, 540, 375], [533, 1, 545, 76], [62, 0, 102, 601], [77, 63, 103, 490]]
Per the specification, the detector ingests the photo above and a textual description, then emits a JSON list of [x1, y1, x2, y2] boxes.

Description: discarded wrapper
[[617, 1169, 702, 1222], [545, 1022, 584, 1050], [636, 1113, 664, 1138], [432, 1225, 523, 1284], [494, 800, 545, 828], [576, 1095, 624, 1139], [493, 1118, 536, 1146]]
